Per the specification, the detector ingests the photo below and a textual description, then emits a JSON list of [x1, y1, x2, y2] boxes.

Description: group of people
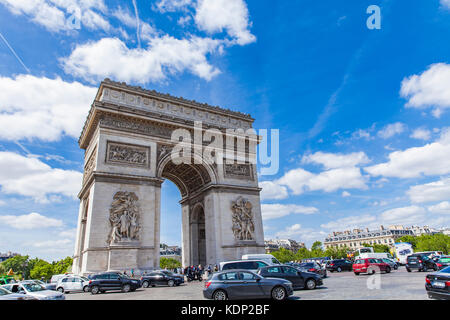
[[181, 264, 219, 279]]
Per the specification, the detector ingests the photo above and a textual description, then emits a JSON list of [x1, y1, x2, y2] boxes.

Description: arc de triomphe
[[72, 79, 265, 275]]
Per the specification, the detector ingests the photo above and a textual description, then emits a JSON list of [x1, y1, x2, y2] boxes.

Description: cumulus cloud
[[401, 63, 450, 117], [407, 177, 450, 203], [365, 128, 450, 178], [0, 151, 82, 203], [377, 122, 406, 139], [194, 0, 256, 45], [259, 181, 288, 200], [380, 205, 427, 225], [0, 0, 110, 32], [62, 36, 222, 83], [342, 191, 351, 197], [428, 201, 450, 215], [261, 204, 318, 220], [154, 0, 192, 12], [441, 1, 450, 10], [0, 75, 96, 141], [410, 128, 431, 141], [0, 212, 63, 230], [303, 151, 370, 169], [320, 214, 378, 230], [273, 224, 327, 243]]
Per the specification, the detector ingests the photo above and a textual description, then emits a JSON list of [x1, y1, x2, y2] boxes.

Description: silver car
[[0, 287, 36, 300], [2, 281, 65, 300], [56, 276, 90, 293]]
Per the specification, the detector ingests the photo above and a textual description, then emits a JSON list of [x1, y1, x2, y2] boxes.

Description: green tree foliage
[[397, 234, 450, 254], [0, 255, 74, 280], [271, 247, 296, 263], [30, 260, 54, 280], [271, 242, 351, 262], [1, 255, 31, 278], [160, 257, 181, 269], [52, 257, 73, 274], [361, 243, 390, 253]]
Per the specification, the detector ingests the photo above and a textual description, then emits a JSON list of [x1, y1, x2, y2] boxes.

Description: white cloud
[[261, 204, 318, 221], [62, 36, 222, 83], [377, 122, 406, 139], [154, 0, 192, 12], [58, 228, 78, 239], [365, 128, 450, 178], [410, 128, 431, 141], [32, 238, 73, 248], [276, 168, 314, 195], [0, 75, 96, 141], [259, 181, 288, 200], [0, 0, 110, 33], [194, 0, 256, 45], [407, 177, 450, 203], [342, 191, 351, 197], [442, 0, 450, 9], [0, 212, 63, 230], [401, 63, 450, 117], [303, 151, 370, 169], [380, 205, 427, 225], [0, 151, 82, 203], [274, 224, 326, 243], [321, 214, 378, 230], [428, 201, 450, 215]]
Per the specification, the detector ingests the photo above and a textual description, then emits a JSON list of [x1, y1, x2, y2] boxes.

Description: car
[[50, 274, 72, 285], [326, 259, 353, 272], [241, 254, 281, 265], [257, 265, 323, 290], [140, 270, 184, 288], [381, 258, 398, 270], [296, 262, 327, 278], [1, 281, 65, 300], [0, 276, 16, 285], [33, 280, 56, 291], [0, 286, 36, 300], [406, 254, 439, 272], [88, 272, 141, 294], [203, 269, 293, 300], [435, 256, 450, 270], [56, 275, 90, 293], [425, 266, 450, 300], [352, 258, 391, 275], [219, 260, 269, 272]]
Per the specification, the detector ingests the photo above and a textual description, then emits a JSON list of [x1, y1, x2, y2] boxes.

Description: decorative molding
[[106, 141, 149, 168], [99, 114, 173, 139], [83, 147, 97, 185]]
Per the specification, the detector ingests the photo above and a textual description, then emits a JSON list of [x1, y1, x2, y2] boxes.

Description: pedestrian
[[131, 269, 134, 278]]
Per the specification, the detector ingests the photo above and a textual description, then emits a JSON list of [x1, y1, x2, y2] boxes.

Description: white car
[[56, 276, 90, 293], [0, 286, 36, 300], [1, 281, 65, 300]]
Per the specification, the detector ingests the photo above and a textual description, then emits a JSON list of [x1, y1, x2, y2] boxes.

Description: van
[[50, 274, 72, 284], [356, 252, 393, 260], [241, 254, 280, 265], [219, 260, 269, 272]]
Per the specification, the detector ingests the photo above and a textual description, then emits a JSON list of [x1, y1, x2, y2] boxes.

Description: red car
[[352, 258, 391, 275]]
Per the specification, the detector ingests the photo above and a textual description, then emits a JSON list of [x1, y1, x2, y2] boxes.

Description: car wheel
[[122, 284, 131, 293], [271, 286, 287, 301], [422, 266, 428, 272], [168, 280, 175, 287], [83, 286, 89, 292], [142, 281, 149, 288], [57, 287, 64, 293], [305, 279, 316, 290], [394, 265, 398, 270], [385, 267, 391, 273], [337, 267, 342, 272], [213, 290, 227, 300], [91, 286, 100, 295], [354, 272, 360, 276], [433, 265, 438, 271], [406, 268, 411, 272]]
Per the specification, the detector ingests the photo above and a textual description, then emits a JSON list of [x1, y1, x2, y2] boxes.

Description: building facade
[[0, 251, 18, 263], [264, 239, 305, 253]]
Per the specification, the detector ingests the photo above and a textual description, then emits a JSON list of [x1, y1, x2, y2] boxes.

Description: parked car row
[[0, 280, 65, 300]]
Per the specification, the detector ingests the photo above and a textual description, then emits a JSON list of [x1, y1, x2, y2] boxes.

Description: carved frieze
[[224, 163, 253, 180], [231, 197, 255, 241], [106, 141, 149, 167], [108, 191, 141, 244], [83, 147, 97, 184], [99, 115, 173, 139]]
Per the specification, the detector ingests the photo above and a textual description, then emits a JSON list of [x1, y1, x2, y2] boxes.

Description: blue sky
[[0, 0, 449, 261]]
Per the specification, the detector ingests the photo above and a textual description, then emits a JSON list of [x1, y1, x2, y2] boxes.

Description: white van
[[241, 254, 281, 265], [356, 252, 394, 260]]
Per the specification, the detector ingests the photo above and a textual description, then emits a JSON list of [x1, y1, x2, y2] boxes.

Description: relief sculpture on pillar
[[231, 197, 255, 241], [108, 191, 141, 244]]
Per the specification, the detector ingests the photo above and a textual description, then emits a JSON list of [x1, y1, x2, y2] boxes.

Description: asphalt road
[[65, 267, 430, 300]]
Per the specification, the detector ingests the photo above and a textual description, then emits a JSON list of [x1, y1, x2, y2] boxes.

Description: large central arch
[[72, 79, 265, 275]]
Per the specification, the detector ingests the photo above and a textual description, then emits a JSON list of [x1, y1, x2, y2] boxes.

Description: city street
[[65, 267, 429, 300]]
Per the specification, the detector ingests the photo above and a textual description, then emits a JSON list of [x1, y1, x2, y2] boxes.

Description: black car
[[140, 270, 184, 288], [257, 265, 323, 290], [406, 254, 439, 272], [326, 259, 353, 272], [88, 272, 141, 294], [425, 266, 450, 300], [296, 262, 327, 278], [435, 256, 450, 270]]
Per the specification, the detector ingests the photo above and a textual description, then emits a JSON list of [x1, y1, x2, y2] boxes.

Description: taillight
[[436, 263, 442, 268], [425, 278, 431, 284], [89, 280, 92, 284], [446, 281, 450, 287], [140, 277, 143, 280], [308, 268, 316, 272], [330, 263, 334, 266], [418, 260, 422, 263], [205, 281, 212, 289]]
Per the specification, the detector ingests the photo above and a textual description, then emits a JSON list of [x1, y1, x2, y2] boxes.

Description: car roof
[[215, 269, 258, 273], [220, 260, 266, 264]]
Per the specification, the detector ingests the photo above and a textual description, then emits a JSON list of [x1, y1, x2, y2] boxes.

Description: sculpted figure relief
[[231, 197, 255, 241], [108, 143, 147, 165], [108, 191, 141, 244]]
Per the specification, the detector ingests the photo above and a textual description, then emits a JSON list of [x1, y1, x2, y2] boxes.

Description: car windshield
[[81, 277, 89, 281], [22, 283, 46, 292], [440, 266, 450, 273], [0, 287, 12, 295]]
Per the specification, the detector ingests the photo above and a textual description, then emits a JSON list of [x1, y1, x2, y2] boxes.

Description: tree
[[160, 257, 181, 269], [30, 260, 54, 280], [1, 255, 31, 279], [271, 247, 296, 263], [397, 234, 450, 255], [52, 257, 73, 274]]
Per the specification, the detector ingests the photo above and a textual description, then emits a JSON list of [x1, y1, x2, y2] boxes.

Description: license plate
[[355, 269, 361, 271], [432, 281, 445, 289], [409, 262, 416, 264]]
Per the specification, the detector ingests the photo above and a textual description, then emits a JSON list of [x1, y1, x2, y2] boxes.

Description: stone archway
[[72, 79, 265, 275]]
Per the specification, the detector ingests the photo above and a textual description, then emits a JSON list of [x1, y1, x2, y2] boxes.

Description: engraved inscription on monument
[[224, 163, 253, 180], [106, 141, 149, 167], [231, 197, 255, 241]]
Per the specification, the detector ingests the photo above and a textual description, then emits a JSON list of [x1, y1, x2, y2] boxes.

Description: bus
[[394, 242, 414, 265]]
